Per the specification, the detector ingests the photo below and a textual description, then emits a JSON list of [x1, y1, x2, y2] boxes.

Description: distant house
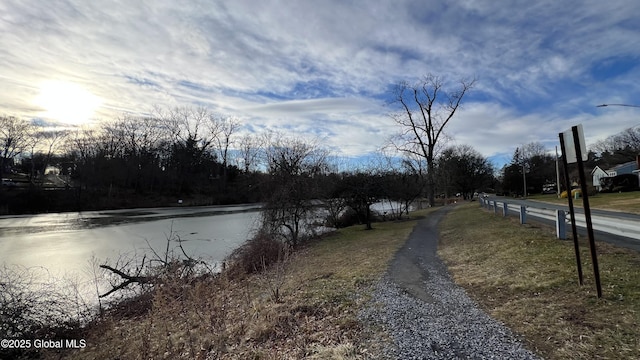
[[591, 166, 609, 191], [593, 156, 640, 191], [605, 160, 637, 177]]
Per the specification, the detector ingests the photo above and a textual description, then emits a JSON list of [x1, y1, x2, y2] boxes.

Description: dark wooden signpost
[[559, 124, 602, 298], [558, 133, 583, 286]]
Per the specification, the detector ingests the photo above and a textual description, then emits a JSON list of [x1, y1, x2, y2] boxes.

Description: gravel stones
[[361, 273, 541, 359], [359, 207, 542, 359]]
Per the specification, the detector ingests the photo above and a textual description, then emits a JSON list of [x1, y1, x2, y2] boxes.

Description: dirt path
[[388, 206, 453, 302], [369, 205, 540, 359]]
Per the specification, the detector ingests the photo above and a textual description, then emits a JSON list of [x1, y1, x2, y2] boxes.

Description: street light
[[596, 103, 640, 108]]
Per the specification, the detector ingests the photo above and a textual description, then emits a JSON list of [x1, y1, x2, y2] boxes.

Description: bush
[[334, 207, 360, 228], [227, 231, 286, 277], [0, 266, 91, 359]]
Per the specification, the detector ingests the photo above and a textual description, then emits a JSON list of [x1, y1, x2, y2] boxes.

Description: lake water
[[0, 204, 262, 298], [0, 200, 409, 301]]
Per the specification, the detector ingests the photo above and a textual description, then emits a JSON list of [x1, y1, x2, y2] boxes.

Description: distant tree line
[[591, 126, 640, 168], [1, 107, 495, 217]]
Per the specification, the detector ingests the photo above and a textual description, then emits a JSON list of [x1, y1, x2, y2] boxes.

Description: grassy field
[[527, 191, 640, 214], [52, 211, 430, 360], [439, 203, 640, 359]]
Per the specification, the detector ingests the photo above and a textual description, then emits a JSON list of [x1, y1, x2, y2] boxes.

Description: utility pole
[[521, 149, 527, 199], [556, 146, 561, 197]]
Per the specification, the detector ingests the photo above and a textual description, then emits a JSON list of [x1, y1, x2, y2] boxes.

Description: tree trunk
[[427, 161, 436, 207]]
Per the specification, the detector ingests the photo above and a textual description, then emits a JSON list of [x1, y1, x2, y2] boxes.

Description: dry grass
[[528, 191, 640, 214], [439, 203, 640, 359], [48, 212, 429, 359]]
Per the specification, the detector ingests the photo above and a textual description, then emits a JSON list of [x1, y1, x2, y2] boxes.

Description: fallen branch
[[98, 264, 151, 298]]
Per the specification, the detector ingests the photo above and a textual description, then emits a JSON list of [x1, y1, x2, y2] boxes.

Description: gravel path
[[360, 206, 542, 359]]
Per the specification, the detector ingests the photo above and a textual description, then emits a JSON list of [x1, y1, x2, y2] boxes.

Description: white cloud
[[1, 0, 640, 161]]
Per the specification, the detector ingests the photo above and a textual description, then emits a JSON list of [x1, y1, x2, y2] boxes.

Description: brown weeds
[[440, 203, 640, 359]]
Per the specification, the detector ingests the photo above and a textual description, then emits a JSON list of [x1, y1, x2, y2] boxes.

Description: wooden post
[[572, 125, 602, 297], [559, 131, 584, 286]]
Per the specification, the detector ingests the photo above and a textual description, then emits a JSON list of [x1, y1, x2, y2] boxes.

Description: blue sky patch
[[590, 56, 638, 82]]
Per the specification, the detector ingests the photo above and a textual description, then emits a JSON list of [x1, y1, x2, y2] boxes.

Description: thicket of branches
[[0, 265, 93, 359], [591, 126, 640, 168]]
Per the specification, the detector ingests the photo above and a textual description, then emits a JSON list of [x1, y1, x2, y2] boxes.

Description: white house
[[593, 156, 640, 191], [591, 166, 609, 191]]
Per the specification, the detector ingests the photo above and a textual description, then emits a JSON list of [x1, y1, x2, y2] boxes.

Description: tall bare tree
[[593, 126, 640, 154], [26, 128, 68, 186], [0, 116, 33, 182], [340, 165, 384, 230], [212, 115, 240, 190], [236, 133, 263, 173], [152, 106, 222, 193], [390, 74, 475, 206], [262, 134, 329, 247]]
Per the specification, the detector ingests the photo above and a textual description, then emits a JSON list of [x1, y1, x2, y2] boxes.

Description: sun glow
[[34, 80, 102, 125]]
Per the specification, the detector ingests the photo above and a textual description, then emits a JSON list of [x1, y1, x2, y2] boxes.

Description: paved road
[[488, 196, 640, 221], [485, 196, 640, 252]]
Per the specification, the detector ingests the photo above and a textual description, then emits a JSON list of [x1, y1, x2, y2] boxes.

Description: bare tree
[[170, 107, 213, 148], [340, 166, 384, 230], [152, 106, 218, 154], [519, 141, 547, 161], [262, 134, 329, 247], [39, 130, 68, 174], [103, 115, 169, 192], [389, 74, 475, 206], [383, 153, 426, 218], [591, 126, 640, 169], [211, 115, 241, 189], [236, 133, 264, 173], [0, 116, 33, 183], [25, 128, 68, 186], [66, 127, 99, 161], [213, 116, 240, 167], [64, 127, 100, 189], [152, 106, 222, 193]]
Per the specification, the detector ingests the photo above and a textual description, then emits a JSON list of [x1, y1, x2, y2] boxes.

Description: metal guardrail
[[479, 198, 640, 241]]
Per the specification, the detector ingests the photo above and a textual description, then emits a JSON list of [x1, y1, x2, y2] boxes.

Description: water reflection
[[0, 201, 409, 298], [0, 205, 262, 286]]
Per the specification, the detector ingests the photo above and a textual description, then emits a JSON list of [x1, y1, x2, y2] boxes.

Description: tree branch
[[98, 264, 151, 298]]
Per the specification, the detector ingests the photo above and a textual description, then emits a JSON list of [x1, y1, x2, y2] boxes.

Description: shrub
[[227, 231, 286, 277], [0, 266, 91, 359], [334, 207, 360, 228]]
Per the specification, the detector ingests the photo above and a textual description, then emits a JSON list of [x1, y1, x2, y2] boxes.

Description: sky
[[1, 0, 640, 168]]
